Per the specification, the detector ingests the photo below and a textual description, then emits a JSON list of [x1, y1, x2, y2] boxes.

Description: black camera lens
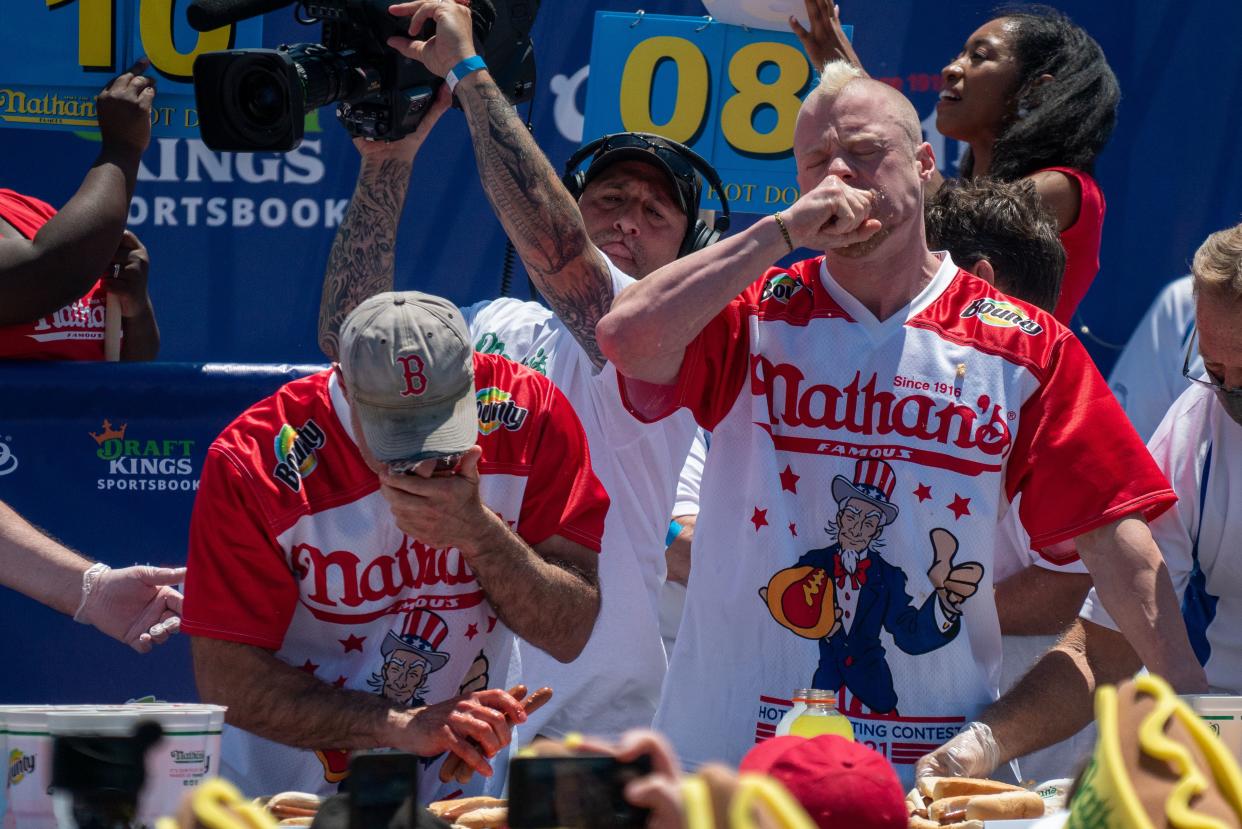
[[238, 68, 287, 128]]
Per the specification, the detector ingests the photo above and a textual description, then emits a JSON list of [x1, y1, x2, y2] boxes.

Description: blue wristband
[[446, 56, 487, 91], [665, 519, 684, 547]]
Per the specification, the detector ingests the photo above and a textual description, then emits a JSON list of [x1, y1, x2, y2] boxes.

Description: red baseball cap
[[739, 736, 906, 829]]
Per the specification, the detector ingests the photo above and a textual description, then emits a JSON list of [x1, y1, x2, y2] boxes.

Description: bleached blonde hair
[[816, 59, 865, 96], [1192, 223, 1242, 302], [810, 60, 922, 148]]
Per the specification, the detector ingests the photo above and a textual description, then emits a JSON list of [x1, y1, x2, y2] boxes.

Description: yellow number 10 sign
[[47, 0, 235, 81], [583, 12, 825, 214], [0, 0, 261, 135]]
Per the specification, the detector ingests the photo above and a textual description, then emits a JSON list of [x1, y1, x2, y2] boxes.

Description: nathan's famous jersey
[[0, 189, 109, 360], [182, 355, 608, 802], [627, 254, 1174, 786]]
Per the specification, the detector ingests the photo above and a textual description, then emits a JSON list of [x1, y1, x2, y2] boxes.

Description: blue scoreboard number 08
[[47, 0, 235, 82], [617, 35, 810, 156]]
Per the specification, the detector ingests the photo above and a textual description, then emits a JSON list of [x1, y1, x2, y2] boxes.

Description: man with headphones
[[318, 0, 723, 748]]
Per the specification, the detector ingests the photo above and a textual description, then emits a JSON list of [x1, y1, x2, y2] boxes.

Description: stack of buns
[[426, 796, 508, 829], [906, 777, 1044, 827]]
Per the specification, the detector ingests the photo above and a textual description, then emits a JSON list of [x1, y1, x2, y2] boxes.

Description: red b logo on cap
[[397, 354, 427, 397]]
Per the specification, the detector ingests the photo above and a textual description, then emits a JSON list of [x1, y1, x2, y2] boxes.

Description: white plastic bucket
[[1181, 694, 1242, 761], [131, 705, 226, 825], [1, 704, 225, 829], [4, 706, 57, 829]]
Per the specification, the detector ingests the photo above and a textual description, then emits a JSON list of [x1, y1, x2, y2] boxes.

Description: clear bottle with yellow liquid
[[784, 688, 855, 740]]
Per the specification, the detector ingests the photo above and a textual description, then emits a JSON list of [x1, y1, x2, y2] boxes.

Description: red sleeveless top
[[1039, 167, 1105, 324], [0, 189, 109, 360]]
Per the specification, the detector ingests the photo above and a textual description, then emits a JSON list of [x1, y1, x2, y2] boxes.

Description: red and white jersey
[[0, 189, 109, 360], [182, 355, 608, 801], [624, 254, 1173, 786]]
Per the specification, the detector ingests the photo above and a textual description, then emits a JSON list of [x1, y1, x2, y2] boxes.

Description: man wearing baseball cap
[[182, 290, 609, 802], [317, 0, 721, 745]]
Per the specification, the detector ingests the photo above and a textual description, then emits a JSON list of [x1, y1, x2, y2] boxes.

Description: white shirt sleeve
[[1080, 385, 1209, 631], [1108, 276, 1196, 442], [673, 429, 708, 518]]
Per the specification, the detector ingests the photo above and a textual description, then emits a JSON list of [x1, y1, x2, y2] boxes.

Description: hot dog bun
[[426, 796, 505, 820], [453, 806, 508, 828], [963, 790, 1045, 820], [927, 795, 974, 823], [907, 817, 983, 829], [917, 776, 1025, 801]]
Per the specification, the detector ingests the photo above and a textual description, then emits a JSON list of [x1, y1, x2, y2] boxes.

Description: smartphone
[[346, 751, 419, 829], [507, 754, 652, 828]]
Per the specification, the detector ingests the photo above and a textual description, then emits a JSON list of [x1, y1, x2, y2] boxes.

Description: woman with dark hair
[[791, 3, 1119, 324]]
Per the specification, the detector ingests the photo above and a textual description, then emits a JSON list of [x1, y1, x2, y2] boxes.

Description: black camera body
[[192, 0, 539, 151]]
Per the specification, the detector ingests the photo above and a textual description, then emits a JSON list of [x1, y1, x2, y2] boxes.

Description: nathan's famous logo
[[91, 419, 198, 492], [291, 535, 477, 613], [960, 298, 1044, 335], [751, 360, 1013, 457], [0, 89, 97, 122], [761, 273, 807, 304], [272, 419, 327, 493], [476, 387, 529, 435], [8, 748, 35, 786], [170, 749, 207, 765]]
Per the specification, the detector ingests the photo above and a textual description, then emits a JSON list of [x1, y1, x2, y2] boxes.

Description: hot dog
[[439, 685, 553, 784], [426, 796, 506, 820], [917, 776, 1024, 801], [264, 792, 321, 820], [961, 791, 1045, 820]]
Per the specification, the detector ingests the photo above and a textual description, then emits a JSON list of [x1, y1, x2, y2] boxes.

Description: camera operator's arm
[[318, 87, 452, 360], [192, 637, 526, 776], [387, 0, 615, 371], [378, 448, 601, 663], [0, 61, 153, 326]]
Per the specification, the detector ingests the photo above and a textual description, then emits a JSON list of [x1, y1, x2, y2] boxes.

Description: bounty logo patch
[[760, 273, 807, 304], [272, 419, 327, 492], [8, 749, 34, 786], [476, 387, 530, 436], [960, 298, 1044, 335]]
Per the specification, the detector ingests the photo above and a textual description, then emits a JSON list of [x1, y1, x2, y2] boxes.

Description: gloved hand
[[915, 721, 1002, 780], [74, 563, 186, 653]]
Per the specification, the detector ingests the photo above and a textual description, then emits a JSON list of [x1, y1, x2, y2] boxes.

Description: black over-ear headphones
[[562, 132, 732, 257]]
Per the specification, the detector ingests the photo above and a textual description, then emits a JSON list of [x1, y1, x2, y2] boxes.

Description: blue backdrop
[[0, 1, 1239, 705]]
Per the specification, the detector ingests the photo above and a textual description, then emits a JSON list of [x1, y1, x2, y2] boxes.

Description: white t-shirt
[[622, 254, 1174, 787], [462, 258, 698, 741], [1082, 383, 1242, 693], [1108, 276, 1197, 442], [181, 360, 608, 802], [661, 430, 710, 653]]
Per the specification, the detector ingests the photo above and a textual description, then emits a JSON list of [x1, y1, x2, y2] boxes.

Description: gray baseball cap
[[339, 292, 476, 463]]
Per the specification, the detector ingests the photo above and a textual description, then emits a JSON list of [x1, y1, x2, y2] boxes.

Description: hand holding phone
[[507, 754, 653, 828]]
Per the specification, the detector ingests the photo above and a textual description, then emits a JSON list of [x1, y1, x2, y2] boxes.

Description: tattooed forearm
[[458, 74, 614, 370], [318, 157, 413, 360]]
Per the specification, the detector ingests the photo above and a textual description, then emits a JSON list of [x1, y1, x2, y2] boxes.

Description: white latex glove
[[915, 721, 1002, 780], [74, 563, 185, 653]]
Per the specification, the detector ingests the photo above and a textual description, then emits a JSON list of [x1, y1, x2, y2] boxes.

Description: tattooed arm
[[455, 73, 614, 369], [387, 0, 615, 370], [317, 87, 452, 361]]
